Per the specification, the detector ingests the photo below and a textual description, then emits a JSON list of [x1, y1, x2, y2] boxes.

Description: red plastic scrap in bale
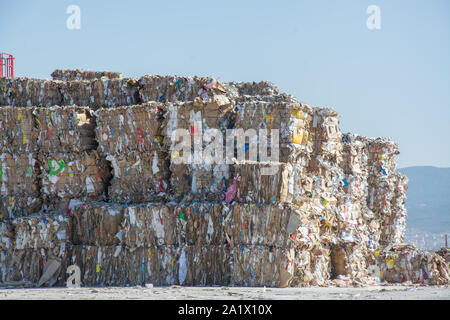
[[0, 52, 15, 78]]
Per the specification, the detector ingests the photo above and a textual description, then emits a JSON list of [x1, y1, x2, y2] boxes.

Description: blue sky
[[1, 0, 449, 168]]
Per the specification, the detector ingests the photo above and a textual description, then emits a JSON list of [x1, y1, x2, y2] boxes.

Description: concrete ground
[[0, 284, 448, 300]]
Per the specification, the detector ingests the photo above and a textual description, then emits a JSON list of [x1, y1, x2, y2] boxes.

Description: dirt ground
[[0, 284, 448, 300]]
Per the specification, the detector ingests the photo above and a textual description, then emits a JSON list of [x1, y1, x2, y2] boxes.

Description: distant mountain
[[398, 166, 450, 249]]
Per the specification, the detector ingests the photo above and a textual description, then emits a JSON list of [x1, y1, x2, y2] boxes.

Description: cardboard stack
[[0, 71, 448, 288]]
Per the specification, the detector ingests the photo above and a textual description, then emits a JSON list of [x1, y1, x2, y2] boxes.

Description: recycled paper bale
[[138, 75, 229, 104], [120, 203, 224, 247], [51, 69, 123, 81], [225, 81, 280, 97], [69, 245, 182, 287], [0, 220, 14, 249], [340, 133, 370, 175], [69, 245, 143, 287], [229, 245, 295, 287], [232, 98, 314, 163], [435, 248, 450, 263], [70, 202, 124, 246], [229, 162, 305, 205], [0, 106, 39, 153], [0, 78, 62, 107], [0, 152, 40, 197], [58, 80, 94, 107], [12, 214, 70, 250], [367, 137, 399, 175], [330, 243, 371, 284], [107, 151, 169, 204], [95, 102, 164, 155], [175, 203, 224, 246], [119, 204, 177, 247], [311, 108, 342, 160], [0, 195, 42, 220], [40, 150, 111, 210], [36, 106, 96, 153], [181, 245, 230, 286], [161, 100, 234, 152], [367, 172, 408, 246], [0, 245, 71, 286], [292, 245, 331, 287], [222, 204, 294, 247], [92, 78, 140, 108], [373, 244, 450, 285], [169, 163, 231, 203]]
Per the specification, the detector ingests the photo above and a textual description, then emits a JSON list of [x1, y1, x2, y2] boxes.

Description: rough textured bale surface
[[51, 69, 123, 81]]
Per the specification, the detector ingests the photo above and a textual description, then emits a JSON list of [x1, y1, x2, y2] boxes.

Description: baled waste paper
[[0, 69, 448, 287]]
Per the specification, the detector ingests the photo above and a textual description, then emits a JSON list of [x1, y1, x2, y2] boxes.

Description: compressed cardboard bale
[[329, 243, 371, 285], [292, 244, 331, 286], [40, 150, 110, 210], [162, 100, 234, 149], [383, 173, 408, 245], [94, 78, 140, 108], [0, 152, 40, 197], [107, 151, 169, 204], [229, 162, 308, 205], [233, 98, 314, 163], [169, 163, 231, 202], [229, 245, 295, 287], [0, 78, 62, 107], [36, 106, 96, 153], [0, 152, 41, 219], [70, 245, 182, 287], [120, 204, 178, 247], [120, 203, 224, 247], [95, 102, 164, 155], [182, 245, 230, 286], [0, 221, 14, 250], [311, 108, 342, 159], [222, 204, 293, 247], [367, 171, 408, 246], [374, 244, 450, 285], [59, 80, 93, 107], [138, 75, 229, 104], [225, 81, 280, 97], [170, 161, 312, 205], [340, 133, 370, 175], [0, 245, 71, 286], [176, 203, 224, 245], [51, 69, 123, 81], [0, 195, 42, 220], [367, 137, 399, 175], [69, 245, 147, 287], [12, 214, 70, 250], [0, 106, 39, 153], [70, 202, 123, 246], [435, 248, 450, 264], [145, 245, 181, 286]]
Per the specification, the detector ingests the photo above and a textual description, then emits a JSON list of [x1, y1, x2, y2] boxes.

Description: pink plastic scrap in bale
[[225, 175, 241, 203]]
